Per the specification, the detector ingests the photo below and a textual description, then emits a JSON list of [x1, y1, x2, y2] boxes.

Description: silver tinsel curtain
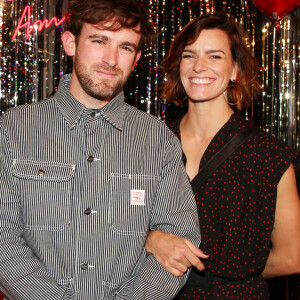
[[0, 0, 299, 149]]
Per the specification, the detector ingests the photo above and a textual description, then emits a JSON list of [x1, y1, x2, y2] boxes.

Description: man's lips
[[95, 69, 118, 76], [93, 65, 121, 77]]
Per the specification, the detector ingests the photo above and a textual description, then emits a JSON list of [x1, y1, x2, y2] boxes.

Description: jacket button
[[81, 263, 88, 270], [87, 155, 94, 162], [38, 169, 45, 176], [84, 208, 91, 215]]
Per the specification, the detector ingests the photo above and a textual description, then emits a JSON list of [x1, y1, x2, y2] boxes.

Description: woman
[[145, 13, 300, 299]]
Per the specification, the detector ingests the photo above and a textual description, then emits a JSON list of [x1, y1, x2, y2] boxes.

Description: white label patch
[[131, 190, 145, 206]]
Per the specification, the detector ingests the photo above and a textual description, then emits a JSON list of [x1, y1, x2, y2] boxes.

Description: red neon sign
[[12, 5, 67, 39]]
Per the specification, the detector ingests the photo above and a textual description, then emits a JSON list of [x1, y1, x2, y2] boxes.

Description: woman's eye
[[182, 54, 193, 59], [210, 55, 222, 59]]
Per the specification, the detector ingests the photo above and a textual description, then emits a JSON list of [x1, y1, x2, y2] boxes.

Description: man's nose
[[102, 47, 118, 67]]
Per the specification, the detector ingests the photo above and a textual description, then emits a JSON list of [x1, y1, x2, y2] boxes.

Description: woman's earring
[[229, 80, 235, 87]]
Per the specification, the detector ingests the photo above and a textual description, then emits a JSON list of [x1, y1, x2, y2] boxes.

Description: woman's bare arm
[[262, 164, 300, 278]]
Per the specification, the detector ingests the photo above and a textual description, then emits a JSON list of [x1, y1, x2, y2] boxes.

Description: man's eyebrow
[[88, 34, 109, 41], [87, 34, 137, 50], [120, 41, 138, 50]]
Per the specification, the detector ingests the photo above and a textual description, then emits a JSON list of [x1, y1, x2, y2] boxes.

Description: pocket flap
[[11, 159, 76, 182]]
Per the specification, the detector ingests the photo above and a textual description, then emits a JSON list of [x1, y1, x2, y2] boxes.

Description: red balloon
[[250, 0, 300, 20]]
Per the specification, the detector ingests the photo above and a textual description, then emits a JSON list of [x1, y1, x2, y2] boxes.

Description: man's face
[[63, 22, 142, 108]]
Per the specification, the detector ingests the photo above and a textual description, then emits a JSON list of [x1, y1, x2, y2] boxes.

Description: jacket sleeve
[[116, 133, 201, 299], [0, 121, 75, 300]]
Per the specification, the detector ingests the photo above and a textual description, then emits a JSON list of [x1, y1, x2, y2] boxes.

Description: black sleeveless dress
[[168, 113, 298, 299]]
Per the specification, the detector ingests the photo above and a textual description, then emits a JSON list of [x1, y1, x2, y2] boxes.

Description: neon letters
[[12, 5, 67, 39]]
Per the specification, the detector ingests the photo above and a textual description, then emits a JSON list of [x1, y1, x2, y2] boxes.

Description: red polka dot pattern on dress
[[168, 113, 299, 299]]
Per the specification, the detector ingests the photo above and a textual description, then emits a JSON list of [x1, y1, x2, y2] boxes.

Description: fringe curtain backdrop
[[0, 0, 299, 299], [0, 0, 299, 149]]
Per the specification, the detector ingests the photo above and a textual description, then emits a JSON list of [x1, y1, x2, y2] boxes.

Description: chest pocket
[[109, 173, 161, 236], [11, 159, 76, 231]]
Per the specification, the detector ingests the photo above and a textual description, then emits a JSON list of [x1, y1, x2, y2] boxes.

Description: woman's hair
[[162, 12, 261, 110], [64, 0, 154, 50]]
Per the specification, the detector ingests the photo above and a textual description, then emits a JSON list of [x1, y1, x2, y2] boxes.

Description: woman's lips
[[190, 77, 215, 84]]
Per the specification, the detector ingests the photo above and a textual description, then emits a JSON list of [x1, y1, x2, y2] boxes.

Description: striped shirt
[[0, 74, 201, 299]]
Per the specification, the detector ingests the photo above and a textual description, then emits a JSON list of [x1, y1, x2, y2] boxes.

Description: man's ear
[[131, 50, 142, 71], [61, 31, 76, 57]]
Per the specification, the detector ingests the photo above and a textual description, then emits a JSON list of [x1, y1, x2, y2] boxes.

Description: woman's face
[[180, 28, 237, 104]]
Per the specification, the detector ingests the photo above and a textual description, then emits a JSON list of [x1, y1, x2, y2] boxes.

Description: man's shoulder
[[1, 97, 56, 122], [124, 103, 170, 131], [123, 104, 180, 143]]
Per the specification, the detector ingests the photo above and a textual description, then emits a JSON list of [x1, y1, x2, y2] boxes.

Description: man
[[0, 0, 201, 299]]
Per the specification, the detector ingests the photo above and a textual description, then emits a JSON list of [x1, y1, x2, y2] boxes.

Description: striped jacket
[[0, 74, 201, 299]]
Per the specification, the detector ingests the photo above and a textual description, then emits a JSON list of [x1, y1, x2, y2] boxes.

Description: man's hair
[[64, 0, 154, 50], [162, 12, 261, 110]]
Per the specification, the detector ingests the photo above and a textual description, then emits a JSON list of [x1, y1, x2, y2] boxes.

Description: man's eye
[[94, 40, 105, 44], [121, 46, 134, 52]]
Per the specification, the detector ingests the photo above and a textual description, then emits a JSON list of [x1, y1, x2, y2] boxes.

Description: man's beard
[[74, 58, 124, 101]]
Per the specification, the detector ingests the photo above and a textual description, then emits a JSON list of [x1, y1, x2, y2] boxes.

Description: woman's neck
[[181, 99, 234, 140], [179, 99, 234, 180]]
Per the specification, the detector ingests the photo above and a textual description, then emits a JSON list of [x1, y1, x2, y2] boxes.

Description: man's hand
[[145, 230, 209, 277]]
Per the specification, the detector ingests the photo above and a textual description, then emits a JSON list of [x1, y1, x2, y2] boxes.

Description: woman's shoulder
[[232, 113, 297, 154], [250, 125, 298, 159], [230, 113, 298, 171]]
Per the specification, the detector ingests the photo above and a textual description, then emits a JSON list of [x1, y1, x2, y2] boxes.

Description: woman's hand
[[145, 230, 209, 277]]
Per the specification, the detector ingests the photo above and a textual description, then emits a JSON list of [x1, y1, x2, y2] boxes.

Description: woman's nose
[[193, 57, 207, 72]]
